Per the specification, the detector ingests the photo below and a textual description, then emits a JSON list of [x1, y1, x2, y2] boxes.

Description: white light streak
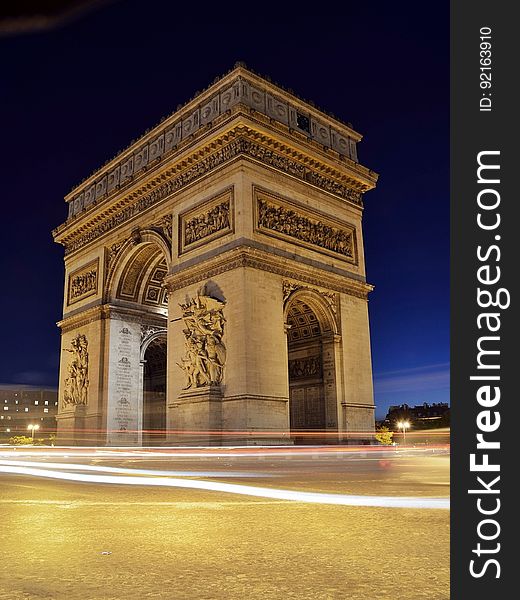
[[0, 463, 449, 510], [0, 460, 272, 478]]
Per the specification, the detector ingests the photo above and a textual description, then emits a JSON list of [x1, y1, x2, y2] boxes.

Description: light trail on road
[[0, 459, 275, 478], [0, 462, 450, 510], [0, 445, 449, 459]]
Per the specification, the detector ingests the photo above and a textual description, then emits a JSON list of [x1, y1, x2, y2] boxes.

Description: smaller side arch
[[283, 288, 339, 336], [139, 329, 168, 446], [140, 328, 168, 362], [284, 287, 342, 441], [104, 229, 172, 301]]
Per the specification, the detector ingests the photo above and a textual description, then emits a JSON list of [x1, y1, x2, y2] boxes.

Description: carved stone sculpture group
[[184, 202, 230, 246], [70, 268, 97, 300], [63, 334, 89, 406], [258, 199, 354, 258], [289, 356, 322, 379], [178, 291, 227, 388]]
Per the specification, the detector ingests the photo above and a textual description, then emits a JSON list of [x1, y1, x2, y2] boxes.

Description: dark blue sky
[[0, 2, 449, 419]]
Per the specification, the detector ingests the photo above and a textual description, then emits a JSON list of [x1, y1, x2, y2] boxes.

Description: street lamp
[[27, 424, 40, 440], [396, 420, 410, 445]]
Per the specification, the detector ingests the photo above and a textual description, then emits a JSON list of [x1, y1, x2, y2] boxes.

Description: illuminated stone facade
[[53, 64, 378, 446]]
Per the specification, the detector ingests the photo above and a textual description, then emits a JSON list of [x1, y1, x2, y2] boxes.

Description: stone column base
[[169, 385, 223, 445], [341, 403, 376, 445], [56, 405, 88, 445]]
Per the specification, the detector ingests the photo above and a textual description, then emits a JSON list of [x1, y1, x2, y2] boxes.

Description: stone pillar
[[166, 269, 292, 446], [171, 385, 223, 446], [105, 318, 142, 446], [55, 405, 88, 446], [321, 333, 342, 434]]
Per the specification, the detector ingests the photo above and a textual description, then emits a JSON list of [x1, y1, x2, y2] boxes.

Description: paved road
[[0, 447, 449, 600]]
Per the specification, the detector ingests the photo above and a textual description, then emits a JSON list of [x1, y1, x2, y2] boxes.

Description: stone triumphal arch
[[53, 64, 378, 446]]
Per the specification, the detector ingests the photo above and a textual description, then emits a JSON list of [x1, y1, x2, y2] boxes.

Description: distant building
[[0, 385, 58, 438], [384, 402, 449, 429]]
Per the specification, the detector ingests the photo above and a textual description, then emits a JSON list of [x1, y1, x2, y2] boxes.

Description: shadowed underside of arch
[[143, 335, 167, 445], [113, 244, 169, 308], [285, 293, 335, 438]]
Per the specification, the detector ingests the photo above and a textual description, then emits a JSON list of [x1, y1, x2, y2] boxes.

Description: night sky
[[0, 1, 449, 419]]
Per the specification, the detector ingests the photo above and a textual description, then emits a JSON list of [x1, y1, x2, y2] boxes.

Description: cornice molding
[[64, 66, 373, 209], [163, 245, 373, 300], [58, 303, 167, 333], [54, 127, 373, 258]]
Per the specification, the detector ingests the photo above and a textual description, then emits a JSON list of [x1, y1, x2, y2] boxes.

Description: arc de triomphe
[[53, 64, 378, 446]]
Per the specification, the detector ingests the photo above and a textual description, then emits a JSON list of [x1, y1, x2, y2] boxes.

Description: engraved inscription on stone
[[106, 321, 140, 445], [290, 385, 325, 430]]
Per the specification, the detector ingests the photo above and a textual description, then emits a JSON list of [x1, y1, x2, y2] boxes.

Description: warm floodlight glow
[[396, 420, 411, 444], [27, 424, 40, 440]]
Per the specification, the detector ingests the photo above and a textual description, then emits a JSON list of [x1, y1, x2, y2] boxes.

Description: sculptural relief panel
[[178, 188, 234, 255], [254, 188, 357, 264], [177, 290, 227, 389], [67, 258, 99, 305], [289, 355, 322, 380], [62, 333, 89, 407]]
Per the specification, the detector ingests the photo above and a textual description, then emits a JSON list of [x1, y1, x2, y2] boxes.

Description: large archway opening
[[142, 335, 167, 446], [106, 235, 171, 446], [286, 298, 326, 443]]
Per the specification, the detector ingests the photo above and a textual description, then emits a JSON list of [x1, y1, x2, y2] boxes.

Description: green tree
[[375, 426, 394, 445]]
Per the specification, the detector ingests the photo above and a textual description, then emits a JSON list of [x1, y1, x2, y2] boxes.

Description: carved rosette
[[177, 290, 226, 389], [62, 334, 89, 407]]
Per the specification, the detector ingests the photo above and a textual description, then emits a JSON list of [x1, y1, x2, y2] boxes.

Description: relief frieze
[[257, 193, 356, 262], [179, 189, 233, 254], [60, 132, 363, 256], [289, 355, 322, 380], [67, 259, 99, 305], [62, 334, 89, 407], [178, 289, 227, 388]]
